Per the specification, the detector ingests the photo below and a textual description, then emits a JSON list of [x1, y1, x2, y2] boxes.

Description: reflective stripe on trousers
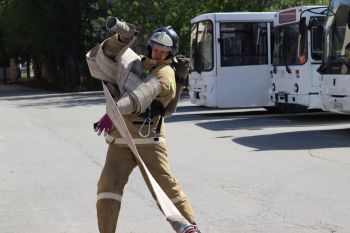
[[97, 192, 122, 202], [155, 191, 186, 205]]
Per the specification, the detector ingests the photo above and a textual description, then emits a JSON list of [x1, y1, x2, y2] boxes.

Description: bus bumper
[[321, 95, 350, 114], [269, 92, 322, 109]]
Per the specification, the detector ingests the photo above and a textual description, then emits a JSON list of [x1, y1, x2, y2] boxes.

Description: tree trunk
[[42, 55, 53, 83], [2, 62, 7, 84], [32, 58, 42, 79], [26, 57, 30, 79], [64, 0, 85, 89]]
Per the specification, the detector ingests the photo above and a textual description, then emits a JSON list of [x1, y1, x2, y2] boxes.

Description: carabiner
[[139, 117, 151, 137]]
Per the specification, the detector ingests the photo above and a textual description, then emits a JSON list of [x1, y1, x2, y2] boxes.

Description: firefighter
[[92, 20, 201, 233]]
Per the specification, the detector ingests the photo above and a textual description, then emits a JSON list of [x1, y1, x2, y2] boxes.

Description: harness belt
[[105, 134, 166, 145]]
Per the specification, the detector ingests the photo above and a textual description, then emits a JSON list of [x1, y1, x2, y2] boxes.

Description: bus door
[[190, 19, 216, 106], [309, 16, 325, 87], [217, 21, 272, 108]]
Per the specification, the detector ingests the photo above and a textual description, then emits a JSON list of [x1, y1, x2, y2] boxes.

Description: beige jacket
[[109, 56, 176, 140], [100, 35, 176, 140]]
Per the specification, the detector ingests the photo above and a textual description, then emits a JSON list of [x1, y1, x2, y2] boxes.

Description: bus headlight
[[294, 83, 299, 93]]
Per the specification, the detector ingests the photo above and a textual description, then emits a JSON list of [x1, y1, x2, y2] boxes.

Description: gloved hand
[[139, 100, 165, 119], [93, 114, 113, 136]]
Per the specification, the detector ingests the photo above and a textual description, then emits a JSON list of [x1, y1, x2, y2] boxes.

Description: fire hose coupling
[[105, 16, 137, 40], [167, 214, 201, 233]]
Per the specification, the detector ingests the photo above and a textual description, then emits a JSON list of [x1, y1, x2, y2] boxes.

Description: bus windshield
[[274, 22, 307, 66], [320, 0, 350, 74], [190, 20, 214, 72]]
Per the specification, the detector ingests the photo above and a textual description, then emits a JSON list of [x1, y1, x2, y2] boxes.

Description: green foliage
[[108, 0, 328, 57], [0, 0, 111, 90], [0, 0, 330, 90]]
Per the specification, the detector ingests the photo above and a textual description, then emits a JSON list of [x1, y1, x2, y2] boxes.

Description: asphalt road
[[1, 84, 350, 233]]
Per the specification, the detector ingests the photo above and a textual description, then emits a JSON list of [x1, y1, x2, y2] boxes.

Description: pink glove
[[94, 114, 113, 136]]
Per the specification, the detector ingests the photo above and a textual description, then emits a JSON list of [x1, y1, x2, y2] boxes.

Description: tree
[[0, 0, 112, 90]]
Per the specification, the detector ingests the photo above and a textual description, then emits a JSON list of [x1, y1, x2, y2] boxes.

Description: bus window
[[310, 17, 325, 60], [321, 3, 350, 74], [190, 20, 214, 72], [190, 23, 198, 71], [274, 22, 307, 66], [220, 22, 268, 66], [298, 17, 308, 64], [270, 23, 275, 64]]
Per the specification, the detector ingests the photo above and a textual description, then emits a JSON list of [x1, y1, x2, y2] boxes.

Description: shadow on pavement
[[0, 83, 54, 97], [168, 107, 350, 151], [16, 95, 106, 108], [166, 107, 269, 123], [194, 113, 350, 131], [233, 128, 350, 151], [0, 84, 105, 108]]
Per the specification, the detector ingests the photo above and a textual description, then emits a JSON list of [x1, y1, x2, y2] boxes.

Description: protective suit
[[87, 22, 197, 233]]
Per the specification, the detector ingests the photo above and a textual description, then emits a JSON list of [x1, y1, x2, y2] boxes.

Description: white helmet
[[148, 26, 179, 56]]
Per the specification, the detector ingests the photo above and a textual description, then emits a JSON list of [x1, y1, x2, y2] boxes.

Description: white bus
[[189, 12, 275, 108], [269, 6, 327, 112], [319, 0, 350, 114]]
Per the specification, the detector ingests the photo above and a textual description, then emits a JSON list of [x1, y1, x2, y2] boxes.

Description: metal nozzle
[[105, 16, 134, 39], [106, 17, 118, 31]]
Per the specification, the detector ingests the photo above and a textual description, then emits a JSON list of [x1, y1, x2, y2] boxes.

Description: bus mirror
[[299, 17, 307, 34]]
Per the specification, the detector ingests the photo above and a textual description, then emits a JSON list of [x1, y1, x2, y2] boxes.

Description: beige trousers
[[97, 143, 196, 233]]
